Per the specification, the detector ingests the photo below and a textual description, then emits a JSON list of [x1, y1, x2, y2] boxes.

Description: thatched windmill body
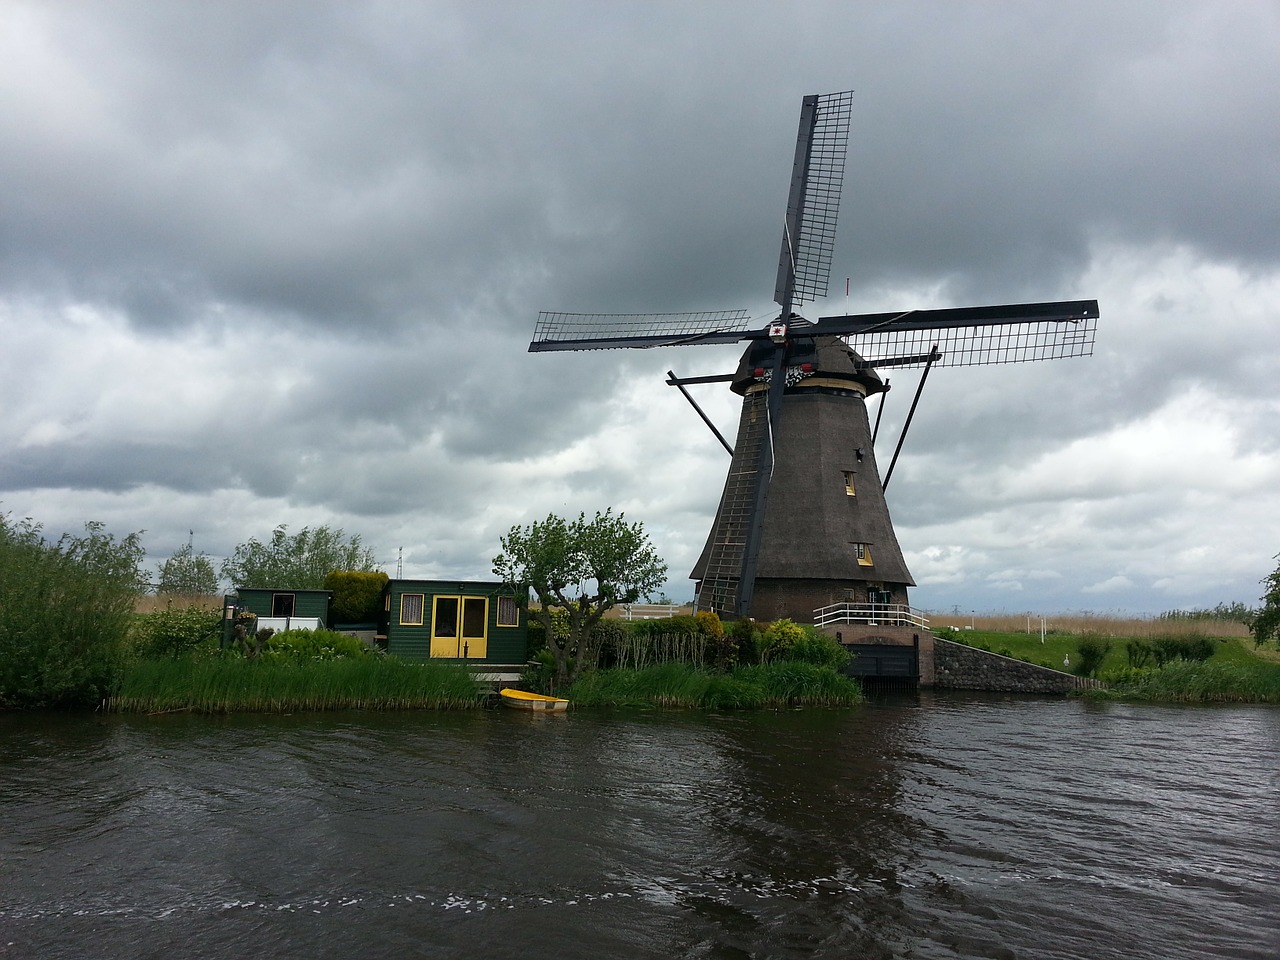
[[531, 92, 1099, 623]]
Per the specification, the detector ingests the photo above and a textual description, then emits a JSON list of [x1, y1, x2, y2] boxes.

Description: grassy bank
[[944, 628, 1280, 703], [109, 656, 484, 713], [1080, 660, 1280, 704], [565, 661, 863, 709]]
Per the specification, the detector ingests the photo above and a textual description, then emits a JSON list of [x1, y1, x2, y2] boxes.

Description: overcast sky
[[3, 0, 1278, 615]]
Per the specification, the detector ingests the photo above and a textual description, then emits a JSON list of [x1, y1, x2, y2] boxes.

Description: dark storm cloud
[[2, 0, 1278, 611], [840, 3, 1280, 300], [0, 440, 234, 494], [6, 2, 1278, 331]]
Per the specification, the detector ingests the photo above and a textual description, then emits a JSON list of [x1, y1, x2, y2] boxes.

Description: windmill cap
[[731, 334, 887, 396]]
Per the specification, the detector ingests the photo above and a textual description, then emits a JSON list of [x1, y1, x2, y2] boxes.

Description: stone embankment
[[933, 637, 1104, 693]]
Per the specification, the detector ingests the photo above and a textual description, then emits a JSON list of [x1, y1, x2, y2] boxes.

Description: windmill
[[530, 91, 1099, 623]]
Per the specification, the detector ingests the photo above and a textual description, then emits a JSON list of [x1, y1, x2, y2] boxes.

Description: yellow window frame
[[496, 595, 520, 627], [400, 593, 425, 625]]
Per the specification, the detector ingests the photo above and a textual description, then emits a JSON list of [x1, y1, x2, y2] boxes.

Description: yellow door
[[431, 596, 488, 658], [460, 597, 487, 658]]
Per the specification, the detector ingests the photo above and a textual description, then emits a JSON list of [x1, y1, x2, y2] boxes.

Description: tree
[[157, 537, 219, 596], [1252, 553, 1280, 647], [493, 509, 667, 686], [221, 524, 380, 589]]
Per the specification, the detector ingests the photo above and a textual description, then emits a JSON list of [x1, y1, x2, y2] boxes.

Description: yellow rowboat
[[499, 688, 570, 712]]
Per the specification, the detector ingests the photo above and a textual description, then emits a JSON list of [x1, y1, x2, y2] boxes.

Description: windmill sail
[[820, 300, 1100, 368], [775, 90, 854, 309], [529, 310, 751, 352]]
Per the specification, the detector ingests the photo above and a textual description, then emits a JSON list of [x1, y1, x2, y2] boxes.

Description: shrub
[[522, 649, 558, 693], [695, 610, 724, 638], [1100, 665, 1157, 686], [590, 619, 631, 667], [729, 618, 762, 664], [759, 618, 807, 662], [0, 516, 144, 708], [709, 629, 741, 670], [262, 628, 373, 662], [1126, 639, 1155, 669], [788, 630, 852, 669], [324, 570, 390, 623], [1142, 632, 1218, 666], [1074, 634, 1113, 677], [755, 620, 850, 669], [1181, 634, 1217, 662], [131, 604, 223, 659]]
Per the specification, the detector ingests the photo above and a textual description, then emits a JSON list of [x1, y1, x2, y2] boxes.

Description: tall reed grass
[[109, 657, 484, 713], [610, 631, 710, 670], [566, 661, 862, 709], [135, 592, 223, 614], [928, 612, 1252, 638]]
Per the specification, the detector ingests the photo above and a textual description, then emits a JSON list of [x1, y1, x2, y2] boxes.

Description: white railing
[[620, 603, 688, 621], [253, 616, 324, 633], [814, 603, 929, 630]]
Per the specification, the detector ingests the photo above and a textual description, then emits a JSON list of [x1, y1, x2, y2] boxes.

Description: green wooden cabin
[[381, 579, 527, 664]]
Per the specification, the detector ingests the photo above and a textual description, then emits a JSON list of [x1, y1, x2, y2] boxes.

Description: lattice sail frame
[[849, 316, 1098, 369], [530, 310, 752, 351], [776, 90, 854, 308]]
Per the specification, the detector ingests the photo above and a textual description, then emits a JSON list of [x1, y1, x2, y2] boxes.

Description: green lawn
[[938, 628, 1123, 672]]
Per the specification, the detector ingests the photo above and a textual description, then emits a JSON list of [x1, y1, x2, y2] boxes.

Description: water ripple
[[1, 701, 1276, 960]]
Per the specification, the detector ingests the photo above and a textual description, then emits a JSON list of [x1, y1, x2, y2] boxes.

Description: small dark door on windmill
[[843, 642, 918, 680]]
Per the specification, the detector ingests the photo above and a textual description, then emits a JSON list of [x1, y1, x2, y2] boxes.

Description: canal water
[[2, 694, 1277, 959]]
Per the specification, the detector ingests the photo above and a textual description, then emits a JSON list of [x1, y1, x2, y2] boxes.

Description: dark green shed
[[226, 587, 331, 625], [381, 579, 527, 664], [221, 587, 333, 646]]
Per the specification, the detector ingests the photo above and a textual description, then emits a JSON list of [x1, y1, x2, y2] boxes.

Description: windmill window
[[843, 471, 856, 496], [400, 593, 425, 625], [854, 543, 874, 566]]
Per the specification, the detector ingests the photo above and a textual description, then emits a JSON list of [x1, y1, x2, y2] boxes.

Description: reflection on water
[[1, 695, 1277, 959]]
